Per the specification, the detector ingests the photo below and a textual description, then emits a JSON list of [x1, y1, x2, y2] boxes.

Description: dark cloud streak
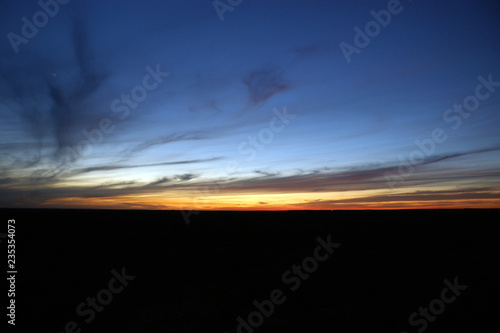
[[243, 66, 290, 105], [121, 133, 208, 158], [73, 157, 221, 175]]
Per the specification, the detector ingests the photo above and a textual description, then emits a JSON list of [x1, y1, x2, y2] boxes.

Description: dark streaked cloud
[[148, 177, 170, 186], [73, 157, 221, 175], [291, 188, 500, 208], [0, 0, 499, 210], [254, 170, 281, 177], [175, 173, 197, 181], [90, 181, 138, 190], [121, 133, 208, 157], [46, 17, 109, 157], [1, 163, 499, 209], [243, 67, 290, 105]]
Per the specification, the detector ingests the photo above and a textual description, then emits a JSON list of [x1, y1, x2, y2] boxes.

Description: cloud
[[0, 14, 110, 171], [0, 61, 50, 168], [70, 15, 109, 100], [2, 165, 499, 209], [190, 147, 500, 194], [148, 177, 170, 186], [73, 157, 221, 175], [0, 178, 14, 185], [254, 170, 280, 177], [2, 145, 500, 209], [46, 16, 109, 157], [419, 146, 500, 165], [175, 173, 197, 181], [290, 187, 500, 209], [188, 99, 220, 114], [121, 133, 208, 157], [243, 67, 290, 105], [91, 181, 138, 190]]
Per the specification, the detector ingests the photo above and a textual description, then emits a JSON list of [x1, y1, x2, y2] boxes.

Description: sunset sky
[[1, 0, 499, 210]]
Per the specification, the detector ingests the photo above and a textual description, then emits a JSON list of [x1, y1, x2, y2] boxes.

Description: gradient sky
[[1, 0, 499, 210]]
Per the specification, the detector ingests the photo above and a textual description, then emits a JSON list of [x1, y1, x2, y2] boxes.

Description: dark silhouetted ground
[[1, 209, 499, 332]]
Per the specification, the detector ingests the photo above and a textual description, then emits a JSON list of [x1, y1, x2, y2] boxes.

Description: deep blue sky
[[1, 0, 499, 209]]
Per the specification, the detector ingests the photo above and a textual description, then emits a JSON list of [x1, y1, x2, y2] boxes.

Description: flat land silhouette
[[2, 209, 498, 332]]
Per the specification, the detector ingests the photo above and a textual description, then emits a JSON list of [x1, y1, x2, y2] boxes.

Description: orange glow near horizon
[[38, 193, 500, 211]]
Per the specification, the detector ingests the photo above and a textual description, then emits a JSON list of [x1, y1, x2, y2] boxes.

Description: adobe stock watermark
[[213, 0, 244, 22], [339, 0, 409, 64], [226, 234, 340, 333], [400, 276, 467, 333], [180, 106, 296, 224], [237, 106, 296, 162], [385, 73, 499, 189], [49, 267, 135, 333], [52, 64, 168, 173], [7, 0, 71, 54]]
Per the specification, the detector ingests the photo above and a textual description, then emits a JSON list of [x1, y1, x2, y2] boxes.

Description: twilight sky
[[1, 0, 499, 210]]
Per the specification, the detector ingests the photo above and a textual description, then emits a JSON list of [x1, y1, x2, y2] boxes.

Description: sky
[[0, 0, 499, 210]]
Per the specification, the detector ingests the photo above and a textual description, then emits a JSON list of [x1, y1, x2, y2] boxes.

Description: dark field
[[2, 209, 499, 332]]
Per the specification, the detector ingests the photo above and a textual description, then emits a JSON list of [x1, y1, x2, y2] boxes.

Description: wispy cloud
[[290, 187, 500, 209], [120, 133, 208, 158], [0, 0, 498, 210], [243, 66, 290, 105], [175, 173, 197, 181], [73, 157, 221, 175], [148, 177, 170, 186]]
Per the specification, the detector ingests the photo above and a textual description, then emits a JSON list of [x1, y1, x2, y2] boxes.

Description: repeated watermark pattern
[[225, 234, 340, 333], [7, 0, 71, 54], [385, 73, 500, 189], [340, 0, 411, 64], [70, 65, 169, 160], [213, 0, 244, 22], [48, 64, 169, 177], [180, 105, 296, 224], [400, 276, 467, 333], [49, 267, 135, 333]]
